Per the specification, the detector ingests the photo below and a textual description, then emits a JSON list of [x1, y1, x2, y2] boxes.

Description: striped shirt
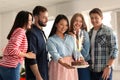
[[0, 28, 27, 68]]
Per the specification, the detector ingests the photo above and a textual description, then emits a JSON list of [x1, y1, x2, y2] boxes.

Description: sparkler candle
[[76, 30, 84, 52], [74, 30, 84, 60]]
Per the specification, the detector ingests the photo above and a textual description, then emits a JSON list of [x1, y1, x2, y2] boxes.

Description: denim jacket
[[81, 30, 90, 61]]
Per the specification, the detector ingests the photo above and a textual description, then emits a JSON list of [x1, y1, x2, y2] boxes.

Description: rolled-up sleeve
[[46, 38, 62, 61], [108, 31, 118, 59]]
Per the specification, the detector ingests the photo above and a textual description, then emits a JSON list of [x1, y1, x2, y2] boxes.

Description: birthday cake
[[71, 61, 83, 66], [71, 61, 89, 68]]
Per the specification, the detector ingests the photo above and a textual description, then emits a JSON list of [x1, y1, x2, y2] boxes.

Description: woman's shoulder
[[102, 24, 114, 34], [15, 28, 25, 32], [65, 34, 75, 41], [47, 35, 57, 41], [13, 28, 25, 35], [10, 28, 25, 39], [82, 30, 89, 36], [82, 30, 88, 33]]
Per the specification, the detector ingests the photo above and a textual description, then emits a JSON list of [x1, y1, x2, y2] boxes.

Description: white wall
[[1, 0, 120, 55], [49, 0, 120, 16], [0, 12, 17, 55]]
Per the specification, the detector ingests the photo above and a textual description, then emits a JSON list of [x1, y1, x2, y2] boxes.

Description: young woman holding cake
[[46, 14, 84, 80], [69, 13, 91, 80]]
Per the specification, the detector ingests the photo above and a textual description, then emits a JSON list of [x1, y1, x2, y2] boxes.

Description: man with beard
[[25, 6, 48, 80]]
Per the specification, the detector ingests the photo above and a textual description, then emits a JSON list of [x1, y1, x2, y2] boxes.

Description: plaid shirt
[[89, 24, 118, 72]]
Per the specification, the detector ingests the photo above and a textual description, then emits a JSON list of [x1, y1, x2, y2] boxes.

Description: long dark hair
[[48, 14, 69, 37], [69, 13, 87, 33], [7, 11, 33, 40]]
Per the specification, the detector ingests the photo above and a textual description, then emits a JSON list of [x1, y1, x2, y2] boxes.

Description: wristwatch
[[106, 65, 111, 68]]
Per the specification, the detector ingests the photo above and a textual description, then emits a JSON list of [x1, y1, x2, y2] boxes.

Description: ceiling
[[0, 0, 72, 13]]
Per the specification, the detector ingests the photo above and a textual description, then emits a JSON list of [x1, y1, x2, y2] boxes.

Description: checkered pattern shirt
[[89, 24, 118, 72]]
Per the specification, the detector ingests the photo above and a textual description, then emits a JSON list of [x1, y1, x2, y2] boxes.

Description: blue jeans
[[91, 68, 113, 80], [78, 67, 91, 80], [0, 63, 21, 80]]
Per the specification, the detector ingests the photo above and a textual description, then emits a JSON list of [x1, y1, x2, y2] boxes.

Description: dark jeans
[[91, 68, 113, 80], [78, 67, 91, 80]]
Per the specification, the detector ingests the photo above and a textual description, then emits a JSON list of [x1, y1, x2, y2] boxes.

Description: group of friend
[[0, 5, 118, 80]]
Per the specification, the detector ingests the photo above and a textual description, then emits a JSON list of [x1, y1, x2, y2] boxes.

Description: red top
[[0, 28, 27, 68]]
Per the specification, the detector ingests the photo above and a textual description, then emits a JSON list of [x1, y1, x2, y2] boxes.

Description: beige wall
[[113, 70, 120, 80], [0, 12, 16, 56], [116, 12, 120, 67], [0, 15, 1, 56]]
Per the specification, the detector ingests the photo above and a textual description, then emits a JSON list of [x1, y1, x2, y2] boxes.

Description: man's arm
[[30, 64, 43, 80]]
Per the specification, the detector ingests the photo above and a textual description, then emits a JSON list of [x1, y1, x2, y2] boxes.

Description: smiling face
[[73, 16, 83, 31], [70, 13, 87, 33], [37, 11, 48, 27], [90, 13, 103, 28], [56, 19, 68, 34]]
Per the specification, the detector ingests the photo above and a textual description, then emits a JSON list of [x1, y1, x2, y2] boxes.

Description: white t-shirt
[[91, 29, 98, 68]]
